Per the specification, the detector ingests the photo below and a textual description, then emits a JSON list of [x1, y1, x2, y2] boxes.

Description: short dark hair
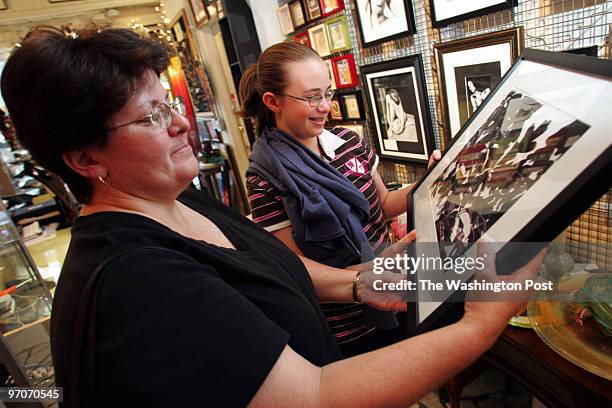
[[1, 26, 169, 202]]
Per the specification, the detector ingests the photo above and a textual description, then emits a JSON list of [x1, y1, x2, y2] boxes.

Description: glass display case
[[0, 201, 54, 407]]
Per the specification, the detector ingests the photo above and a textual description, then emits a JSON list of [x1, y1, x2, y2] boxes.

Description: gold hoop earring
[[97, 172, 111, 186]]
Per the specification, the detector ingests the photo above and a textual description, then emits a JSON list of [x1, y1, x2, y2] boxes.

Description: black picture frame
[[354, 0, 416, 47], [361, 54, 435, 164], [434, 27, 524, 141], [430, 0, 518, 28], [406, 49, 612, 336], [339, 91, 365, 120]]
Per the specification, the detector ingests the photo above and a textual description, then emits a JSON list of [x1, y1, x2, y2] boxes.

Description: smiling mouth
[[310, 117, 326, 124], [173, 144, 191, 154]]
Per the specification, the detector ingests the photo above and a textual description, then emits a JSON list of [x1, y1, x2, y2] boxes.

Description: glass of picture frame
[[325, 16, 351, 53], [308, 23, 331, 57], [331, 54, 358, 88], [434, 27, 524, 140], [289, 0, 307, 28], [340, 92, 365, 120], [354, 0, 416, 47], [320, 0, 345, 17], [329, 95, 344, 121], [430, 0, 518, 27], [295, 30, 311, 47], [304, 0, 322, 21], [407, 49, 612, 334], [361, 54, 435, 163], [189, 0, 210, 27], [277, 4, 295, 36]]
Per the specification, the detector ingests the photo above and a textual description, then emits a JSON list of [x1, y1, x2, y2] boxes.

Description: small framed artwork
[[325, 60, 337, 90], [277, 4, 295, 36], [289, 0, 306, 28], [434, 27, 523, 140], [325, 16, 351, 53], [295, 30, 311, 47], [407, 49, 612, 334], [320, 0, 345, 16], [354, 0, 416, 47], [304, 0, 322, 21], [308, 23, 331, 57], [172, 21, 185, 43], [331, 54, 358, 88], [189, 0, 209, 27], [329, 95, 344, 121], [430, 0, 518, 27], [361, 54, 435, 163], [340, 92, 365, 120]]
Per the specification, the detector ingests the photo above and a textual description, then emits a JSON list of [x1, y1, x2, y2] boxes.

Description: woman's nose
[[167, 110, 190, 137], [317, 98, 332, 113]]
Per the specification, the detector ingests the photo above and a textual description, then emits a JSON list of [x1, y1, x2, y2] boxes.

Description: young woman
[[240, 43, 441, 355]]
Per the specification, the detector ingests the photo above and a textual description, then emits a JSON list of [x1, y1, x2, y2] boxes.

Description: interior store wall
[[261, 0, 611, 268]]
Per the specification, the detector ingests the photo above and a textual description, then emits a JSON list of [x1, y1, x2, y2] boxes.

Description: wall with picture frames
[[275, 0, 611, 270]]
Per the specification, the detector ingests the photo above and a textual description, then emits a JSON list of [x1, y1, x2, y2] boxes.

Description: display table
[[484, 326, 611, 407]]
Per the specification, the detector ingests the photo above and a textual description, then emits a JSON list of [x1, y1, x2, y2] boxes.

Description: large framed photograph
[[304, 0, 322, 21], [289, 0, 306, 28], [331, 54, 358, 88], [308, 23, 331, 57], [361, 55, 435, 163], [340, 91, 365, 120], [277, 4, 295, 36], [354, 0, 416, 47], [188, 0, 209, 27], [325, 16, 351, 53], [435, 27, 523, 141], [430, 0, 518, 27], [407, 49, 612, 334]]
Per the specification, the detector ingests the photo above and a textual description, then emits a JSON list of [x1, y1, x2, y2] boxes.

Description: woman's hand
[[461, 242, 547, 340], [354, 230, 416, 312]]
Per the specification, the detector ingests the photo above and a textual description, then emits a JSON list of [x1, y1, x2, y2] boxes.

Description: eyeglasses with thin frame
[[276, 90, 335, 108], [108, 95, 186, 131]]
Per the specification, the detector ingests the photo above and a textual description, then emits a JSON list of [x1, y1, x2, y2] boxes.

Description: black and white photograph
[[430, 0, 518, 27], [434, 27, 523, 140], [361, 55, 434, 163], [454, 62, 502, 125], [354, 0, 416, 47], [430, 89, 589, 258], [409, 49, 612, 332]]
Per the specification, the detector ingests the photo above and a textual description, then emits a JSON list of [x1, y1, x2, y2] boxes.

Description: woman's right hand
[[461, 242, 547, 341]]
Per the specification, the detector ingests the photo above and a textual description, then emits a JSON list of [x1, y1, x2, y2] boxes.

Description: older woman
[[1, 27, 544, 408]]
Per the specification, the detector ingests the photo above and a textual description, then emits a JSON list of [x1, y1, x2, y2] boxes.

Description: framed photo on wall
[[325, 16, 351, 53], [340, 92, 365, 120], [434, 27, 523, 140], [295, 30, 311, 47], [361, 54, 434, 163], [320, 0, 345, 16], [354, 0, 416, 47], [289, 0, 307, 28], [331, 54, 358, 88], [304, 0, 322, 21], [189, 0, 209, 27], [407, 49, 612, 334], [308, 24, 331, 57], [430, 0, 518, 27], [329, 95, 344, 120], [277, 4, 295, 36], [325, 59, 337, 90]]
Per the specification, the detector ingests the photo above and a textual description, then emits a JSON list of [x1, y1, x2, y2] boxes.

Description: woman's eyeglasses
[[277, 90, 335, 108], [109, 96, 186, 131]]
